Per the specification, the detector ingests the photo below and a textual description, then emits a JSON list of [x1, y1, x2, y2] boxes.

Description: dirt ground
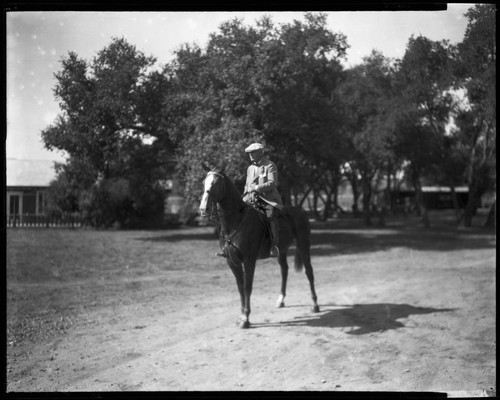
[[6, 211, 496, 395]]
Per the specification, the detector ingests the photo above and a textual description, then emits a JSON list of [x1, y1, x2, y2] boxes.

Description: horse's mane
[[221, 172, 246, 208]]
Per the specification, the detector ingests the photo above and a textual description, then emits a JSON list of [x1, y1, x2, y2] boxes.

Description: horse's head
[[199, 164, 226, 217]]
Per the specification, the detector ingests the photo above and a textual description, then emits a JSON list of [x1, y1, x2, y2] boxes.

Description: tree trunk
[[313, 189, 321, 221], [307, 196, 313, 214], [280, 180, 292, 206], [449, 185, 463, 225], [386, 170, 393, 215], [322, 174, 339, 221], [298, 185, 313, 208], [463, 205, 473, 227], [463, 184, 480, 228], [377, 206, 386, 227], [322, 191, 333, 221], [316, 190, 328, 222], [412, 178, 430, 229], [362, 177, 372, 227], [350, 176, 360, 217], [333, 184, 339, 211], [484, 200, 496, 228], [290, 186, 297, 207]]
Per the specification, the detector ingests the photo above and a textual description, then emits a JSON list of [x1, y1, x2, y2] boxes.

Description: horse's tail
[[294, 250, 304, 273], [287, 207, 312, 273]]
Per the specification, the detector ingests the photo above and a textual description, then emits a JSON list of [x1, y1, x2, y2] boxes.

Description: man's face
[[248, 149, 263, 164]]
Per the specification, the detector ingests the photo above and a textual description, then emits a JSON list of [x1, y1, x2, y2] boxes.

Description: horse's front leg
[[276, 253, 289, 308], [240, 259, 256, 329], [227, 259, 246, 325]]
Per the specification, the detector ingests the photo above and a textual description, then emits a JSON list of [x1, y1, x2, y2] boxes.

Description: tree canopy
[[42, 38, 174, 227], [41, 9, 496, 228]]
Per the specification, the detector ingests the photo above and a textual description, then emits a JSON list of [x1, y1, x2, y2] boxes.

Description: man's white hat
[[245, 142, 264, 153]]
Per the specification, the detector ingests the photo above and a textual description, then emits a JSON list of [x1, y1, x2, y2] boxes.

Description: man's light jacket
[[243, 158, 283, 210]]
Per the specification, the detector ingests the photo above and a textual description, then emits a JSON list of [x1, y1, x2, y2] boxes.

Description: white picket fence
[[6, 213, 83, 228]]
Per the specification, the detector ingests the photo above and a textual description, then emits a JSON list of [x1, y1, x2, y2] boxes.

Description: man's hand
[[249, 184, 260, 193]]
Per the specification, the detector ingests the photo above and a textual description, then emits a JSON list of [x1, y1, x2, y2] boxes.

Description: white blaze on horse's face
[[199, 173, 217, 217]]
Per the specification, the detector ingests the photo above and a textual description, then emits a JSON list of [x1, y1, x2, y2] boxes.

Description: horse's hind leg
[[304, 257, 320, 313], [293, 210, 320, 313], [276, 253, 289, 308]]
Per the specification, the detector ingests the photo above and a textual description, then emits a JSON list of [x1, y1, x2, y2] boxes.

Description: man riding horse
[[200, 152, 320, 327], [242, 143, 282, 258]]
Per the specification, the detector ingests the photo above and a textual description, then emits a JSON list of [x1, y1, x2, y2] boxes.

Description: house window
[[23, 192, 37, 214], [37, 191, 45, 215], [9, 194, 20, 215]]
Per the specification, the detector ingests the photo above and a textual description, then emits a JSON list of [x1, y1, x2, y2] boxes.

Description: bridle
[[201, 170, 250, 262], [203, 171, 246, 220], [203, 171, 226, 205]]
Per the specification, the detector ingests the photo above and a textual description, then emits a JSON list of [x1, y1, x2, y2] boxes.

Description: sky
[[6, 6, 474, 162]]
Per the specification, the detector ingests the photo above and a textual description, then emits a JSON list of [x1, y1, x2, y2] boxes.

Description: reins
[[218, 204, 250, 263], [204, 171, 249, 261], [206, 200, 247, 222]]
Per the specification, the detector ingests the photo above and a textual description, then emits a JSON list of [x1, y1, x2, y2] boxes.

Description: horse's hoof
[[312, 305, 320, 313], [238, 320, 250, 329], [276, 302, 285, 308]]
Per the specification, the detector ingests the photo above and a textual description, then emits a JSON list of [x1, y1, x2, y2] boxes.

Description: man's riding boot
[[269, 217, 280, 257]]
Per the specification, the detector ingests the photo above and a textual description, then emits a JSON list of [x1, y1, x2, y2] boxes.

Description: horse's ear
[[201, 162, 211, 172]]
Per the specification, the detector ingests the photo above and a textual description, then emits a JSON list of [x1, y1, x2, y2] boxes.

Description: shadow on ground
[[136, 223, 495, 255], [135, 229, 218, 243], [310, 230, 495, 256], [253, 303, 456, 335]]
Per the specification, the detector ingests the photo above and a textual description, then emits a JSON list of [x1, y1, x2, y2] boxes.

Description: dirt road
[[6, 215, 496, 394]]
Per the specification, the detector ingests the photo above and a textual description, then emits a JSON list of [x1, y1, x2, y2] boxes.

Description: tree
[[428, 133, 469, 220], [166, 13, 348, 210], [452, 4, 496, 227], [337, 51, 396, 226], [41, 37, 173, 227], [44, 161, 88, 217], [391, 35, 456, 228], [259, 13, 348, 211], [164, 22, 263, 206]]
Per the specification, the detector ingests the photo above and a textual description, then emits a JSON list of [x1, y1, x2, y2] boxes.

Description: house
[[6, 158, 57, 223], [391, 186, 469, 210], [317, 179, 470, 214]]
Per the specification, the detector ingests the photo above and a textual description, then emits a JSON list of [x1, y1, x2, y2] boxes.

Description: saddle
[[248, 198, 268, 215], [248, 198, 282, 217], [247, 198, 280, 243]]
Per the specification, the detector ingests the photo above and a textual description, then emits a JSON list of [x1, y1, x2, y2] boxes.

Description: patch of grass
[[6, 226, 222, 346]]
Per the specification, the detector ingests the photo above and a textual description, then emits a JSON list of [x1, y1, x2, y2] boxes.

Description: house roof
[[6, 158, 58, 187], [422, 186, 468, 193]]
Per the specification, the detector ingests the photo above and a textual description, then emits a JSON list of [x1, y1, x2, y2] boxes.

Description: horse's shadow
[[253, 303, 455, 335]]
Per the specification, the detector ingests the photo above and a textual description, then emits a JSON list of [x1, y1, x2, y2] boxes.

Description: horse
[[199, 164, 320, 329]]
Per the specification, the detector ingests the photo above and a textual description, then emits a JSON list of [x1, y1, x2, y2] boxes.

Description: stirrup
[[270, 245, 280, 258]]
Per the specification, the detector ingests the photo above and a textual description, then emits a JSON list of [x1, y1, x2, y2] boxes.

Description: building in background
[[6, 158, 56, 223]]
